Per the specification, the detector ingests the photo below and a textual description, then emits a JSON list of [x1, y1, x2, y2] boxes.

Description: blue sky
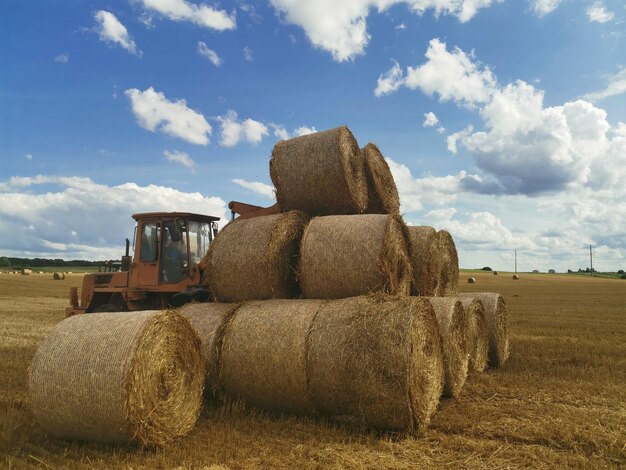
[[1, 0, 625, 271]]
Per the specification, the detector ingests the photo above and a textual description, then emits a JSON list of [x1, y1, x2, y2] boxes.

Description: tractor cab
[[66, 212, 220, 316]]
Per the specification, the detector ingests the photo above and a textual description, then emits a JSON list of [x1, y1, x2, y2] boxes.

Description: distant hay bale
[[426, 297, 470, 398], [203, 211, 309, 302], [299, 214, 412, 299], [219, 299, 325, 414], [512, 274, 520, 280], [407, 227, 459, 296], [28, 310, 204, 446], [38, 271, 44, 274], [269, 126, 368, 215], [458, 297, 489, 373], [21, 269, 32, 275], [468, 277, 476, 284], [52, 272, 65, 280], [459, 292, 510, 368], [493, 271, 498, 275], [179, 302, 239, 399], [308, 295, 444, 432], [362, 143, 400, 214]]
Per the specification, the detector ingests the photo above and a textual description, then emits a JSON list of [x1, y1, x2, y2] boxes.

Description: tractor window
[[160, 220, 189, 284], [187, 221, 212, 265], [140, 223, 159, 262]]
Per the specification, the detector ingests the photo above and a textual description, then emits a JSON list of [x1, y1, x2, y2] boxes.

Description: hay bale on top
[[219, 299, 326, 414], [407, 226, 459, 296], [28, 310, 204, 446], [179, 302, 239, 399], [426, 297, 470, 398], [203, 211, 309, 302], [299, 214, 412, 299], [468, 277, 476, 284], [459, 292, 510, 367], [362, 143, 400, 215], [53, 272, 65, 280], [270, 126, 368, 215], [309, 295, 444, 432], [458, 297, 489, 373]]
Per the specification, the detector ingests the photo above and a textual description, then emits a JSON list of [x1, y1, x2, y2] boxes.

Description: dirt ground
[[1, 271, 624, 469]]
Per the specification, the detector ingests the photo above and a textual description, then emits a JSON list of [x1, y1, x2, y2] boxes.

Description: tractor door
[[135, 222, 160, 287], [160, 219, 190, 284]]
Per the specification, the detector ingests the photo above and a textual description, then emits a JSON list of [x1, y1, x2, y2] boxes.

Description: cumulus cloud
[[164, 150, 196, 173], [197, 41, 222, 66], [423, 111, 439, 128], [217, 111, 269, 147], [0, 176, 226, 259], [243, 46, 253, 61], [125, 87, 212, 145], [530, 0, 562, 17], [374, 60, 404, 97], [137, 0, 236, 30], [586, 1, 614, 23], [94, 10, 141, 56], [232, 179, 275, 199], [269, 124, 317, 140], [582, 68, 626, 102], [293, 126, 317, 136], [268, 0, 497, 62], [54, 53, 69, 63]]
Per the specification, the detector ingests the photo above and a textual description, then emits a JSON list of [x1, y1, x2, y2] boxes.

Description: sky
[[1, 0, 625, 272]]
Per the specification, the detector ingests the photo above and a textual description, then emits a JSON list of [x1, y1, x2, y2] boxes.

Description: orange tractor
[[66, 201, 280, 316]]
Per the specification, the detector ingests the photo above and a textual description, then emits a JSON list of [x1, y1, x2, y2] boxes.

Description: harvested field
[[1, 271, 625, 468]]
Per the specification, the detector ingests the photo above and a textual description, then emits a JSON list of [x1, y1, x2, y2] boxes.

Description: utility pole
[[590, 244, 593, 276], [515, 249, 517, 274]]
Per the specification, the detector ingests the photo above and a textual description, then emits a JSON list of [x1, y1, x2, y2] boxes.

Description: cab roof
[[131, 212, 221, 223]]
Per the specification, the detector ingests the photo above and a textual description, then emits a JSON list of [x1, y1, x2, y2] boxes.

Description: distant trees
[[481, 266, 492, 271], [0, 257, 102, 268], [0, 257, 11, 267]]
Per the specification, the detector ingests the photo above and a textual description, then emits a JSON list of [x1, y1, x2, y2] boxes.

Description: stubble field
[[1, 271, 625, 469]]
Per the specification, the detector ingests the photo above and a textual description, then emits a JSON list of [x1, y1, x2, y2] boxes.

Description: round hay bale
[[52, 272, 65, 280], [219, 299, 326, 414], [458, 297, 489, 373], [459, 292, 509, 367], [179, 302, 240, 399], [426, 297, 470, 398], [38, 271, 44, 274], [28, 310, 204, 446], [269, 126, 368, 215], [299, 214, 412, 299], [309, 295, 444, 432], [512, 274, 520, 280], [437, 230, 459, 296], [407, 227, 458, 296], [203, 211, 309, 302], [493, 271, 498, 275], [21, 269, 32, 275], [468, 277, 476, 284], [362, 143, 400, 215]]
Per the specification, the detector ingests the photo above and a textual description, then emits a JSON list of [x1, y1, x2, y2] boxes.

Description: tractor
[[66, 202, 281, 316]]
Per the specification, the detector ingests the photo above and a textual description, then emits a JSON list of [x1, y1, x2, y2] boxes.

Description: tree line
[[0, 257, 103, 268]]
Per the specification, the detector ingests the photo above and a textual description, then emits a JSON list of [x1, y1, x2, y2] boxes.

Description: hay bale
[[408, 226, 459, 296], [512, 274, 520, 280], [28, 310, 204, 445], [299, 214, 412, 299], [468, 277, 476, 284], [52, 272, 65, 280], [493, 271, 498, 275], [203, 211, 309, 302], [179, 302, 239, 399], [459, 292, 510, 367], [362, 143, 400, 215], [309, 295, 444, 432], [426, 297, 470, 398], [270, 126, 368, 215], [219, 299, 326, 414], [458, 297, 489, 373], [21, 269, 32, 275]]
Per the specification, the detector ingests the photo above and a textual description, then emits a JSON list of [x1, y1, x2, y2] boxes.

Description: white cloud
[[268, 0, 497, 62], [243, 46, 253, 61], [404, 38, 497, 106], [54, 53, 69, 63], [197, 41, 222, 66], [164, 150, 196, 173], [269, 124, 317, 139], [530, 0, 562, 17], [447, 126, 473, 153], [125, 87, 212, 145], [582, 68, 626, 102], [94, 10, 141, 56], [586, 1, 614, 23], [137, 0, 236, 30], [374, 60, 404, 97], [217, 111, 269, 147], [0, 176, 226, 259], [293, 126, 317, 136], [24, 154, 33, 161], [423, 111, 439, 127], [232, 179, 275, 199]]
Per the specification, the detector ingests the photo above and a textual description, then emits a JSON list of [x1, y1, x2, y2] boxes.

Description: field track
[[1, 271, 625, 469]]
